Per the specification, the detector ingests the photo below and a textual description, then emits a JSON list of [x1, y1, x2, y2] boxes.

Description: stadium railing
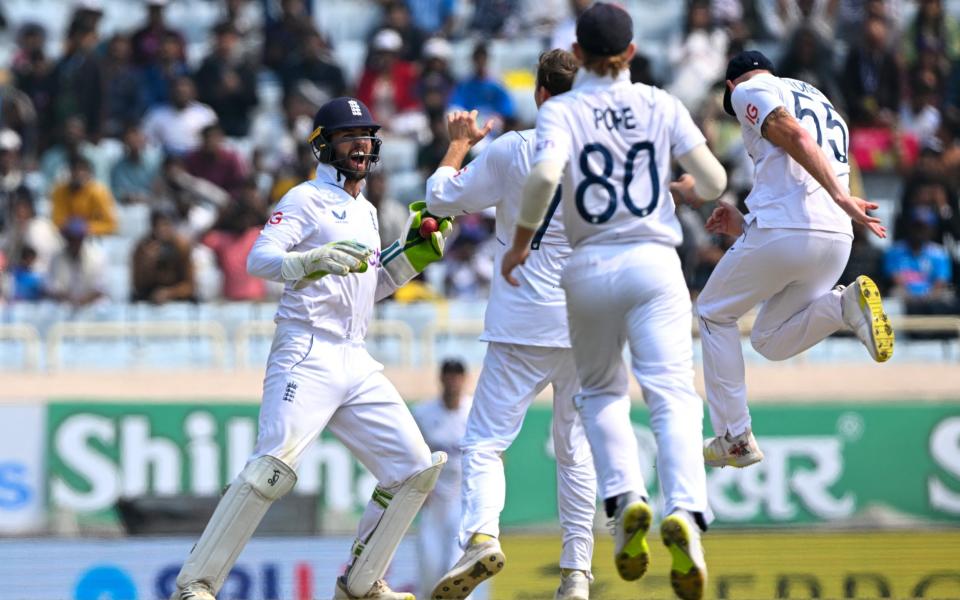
[[44, 320, 230, 370], [2, 309, 959, 372], [234, 319, 416, 368], [418, 315, 960, 340], [0, 323, 42, 371]]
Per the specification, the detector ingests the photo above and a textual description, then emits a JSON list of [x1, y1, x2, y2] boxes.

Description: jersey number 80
[[575, 142, 659, 225]]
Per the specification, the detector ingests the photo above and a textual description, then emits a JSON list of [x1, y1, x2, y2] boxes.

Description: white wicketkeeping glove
[[281, 241, 373, 288]]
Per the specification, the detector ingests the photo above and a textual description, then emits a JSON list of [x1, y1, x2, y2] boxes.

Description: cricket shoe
[[703, 428, 763, 468], [333, 577, 413, 600], [430, 538, 505, 599], [554, 569, 591, 600], [661, 511, 707, 600], [170, 582, 215, 600], [611, 493, 652, 581], [840, 275, 894, 362]]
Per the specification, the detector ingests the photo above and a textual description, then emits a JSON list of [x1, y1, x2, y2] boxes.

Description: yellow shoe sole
[[855, 275, 894, 362], [614, 501, 652, 581], [430, 548, 505, 599], [661, 515, 706, 600]]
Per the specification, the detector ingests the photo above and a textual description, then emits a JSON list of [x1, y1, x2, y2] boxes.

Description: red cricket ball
[[419, 217, 439, 238]]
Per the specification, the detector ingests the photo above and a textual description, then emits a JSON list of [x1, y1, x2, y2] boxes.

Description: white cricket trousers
[[459, 342, 597, 571], [696, 224, 851, 438], [253, 320, 433, 555], [417, 490, 461, 599], [561, 242, 709, 519]]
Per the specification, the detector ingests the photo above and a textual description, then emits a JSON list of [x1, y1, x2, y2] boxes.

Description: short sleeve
[[532, 98, 573, 167], [731, 79, 785, 135], [669, 94, 707, 157]]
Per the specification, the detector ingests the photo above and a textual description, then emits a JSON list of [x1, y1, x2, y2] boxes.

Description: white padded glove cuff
[[380, 240, 418, 288], [280, 252, 307, 281]]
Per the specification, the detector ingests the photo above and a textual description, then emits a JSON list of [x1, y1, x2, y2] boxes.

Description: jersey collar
[[572, 68, 631, 91]]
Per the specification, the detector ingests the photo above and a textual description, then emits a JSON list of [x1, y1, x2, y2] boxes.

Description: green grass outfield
[[489, 530, 960, 599]]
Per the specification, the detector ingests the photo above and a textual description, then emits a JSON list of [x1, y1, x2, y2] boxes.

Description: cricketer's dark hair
[[536, 49, 579, 97]]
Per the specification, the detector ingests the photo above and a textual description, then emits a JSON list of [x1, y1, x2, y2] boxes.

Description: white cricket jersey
[[533, 70, 707, 249], [426, 130, 571, 348], [730, 73, 853, 236], [246, 163, 398, 341], [412, 396, 472, 498]]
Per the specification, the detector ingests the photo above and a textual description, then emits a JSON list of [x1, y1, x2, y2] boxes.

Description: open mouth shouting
[[347, 149, 369, 172]]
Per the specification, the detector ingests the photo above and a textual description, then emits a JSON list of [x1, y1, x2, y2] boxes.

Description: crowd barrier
[[2, 311, 959, 372]]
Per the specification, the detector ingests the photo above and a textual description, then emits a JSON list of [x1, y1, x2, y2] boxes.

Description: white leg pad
[[176, 455, 296, 593], [346, 451, 447, 597]]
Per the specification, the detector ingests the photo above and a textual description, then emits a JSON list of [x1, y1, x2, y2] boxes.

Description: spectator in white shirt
[[2, 188, 63, 276], [666, 0, 729, 113], [45, 217, 107, 307], [143, 76, 218, 156], [901, 70, 943, 150]]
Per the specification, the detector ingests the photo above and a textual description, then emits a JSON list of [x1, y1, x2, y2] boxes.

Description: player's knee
[[647, 385, 702, 418], [576, 381, 630, 405], [239, 455, 297, 500], [696, 304, 732, 329], [384, 449, 440, 491], [460, 429, 511, 455], [574, 390, 629, 416], [694, 293, 741, 327], [694, 293, 718, 321], [551, 436, 579, 465], [750, 330, 789, 361]]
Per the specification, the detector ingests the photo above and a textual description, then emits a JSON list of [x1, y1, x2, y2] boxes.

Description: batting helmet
[[308, 97, 382, 179]]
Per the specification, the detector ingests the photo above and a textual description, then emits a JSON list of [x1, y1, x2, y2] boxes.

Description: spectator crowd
[[0, 0, 956, 318]]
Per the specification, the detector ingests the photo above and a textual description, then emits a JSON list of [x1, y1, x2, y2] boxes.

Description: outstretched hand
[[447, 109, 494, 147], [836, 195, 886, 238]]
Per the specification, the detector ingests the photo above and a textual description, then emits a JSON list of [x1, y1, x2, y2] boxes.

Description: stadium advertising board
[[506, 402, 960, 527], [44, 402, 960, 527], [0, 537, 427, 600], [45, 403, 376, 520], [0, 404, 46, 534]]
